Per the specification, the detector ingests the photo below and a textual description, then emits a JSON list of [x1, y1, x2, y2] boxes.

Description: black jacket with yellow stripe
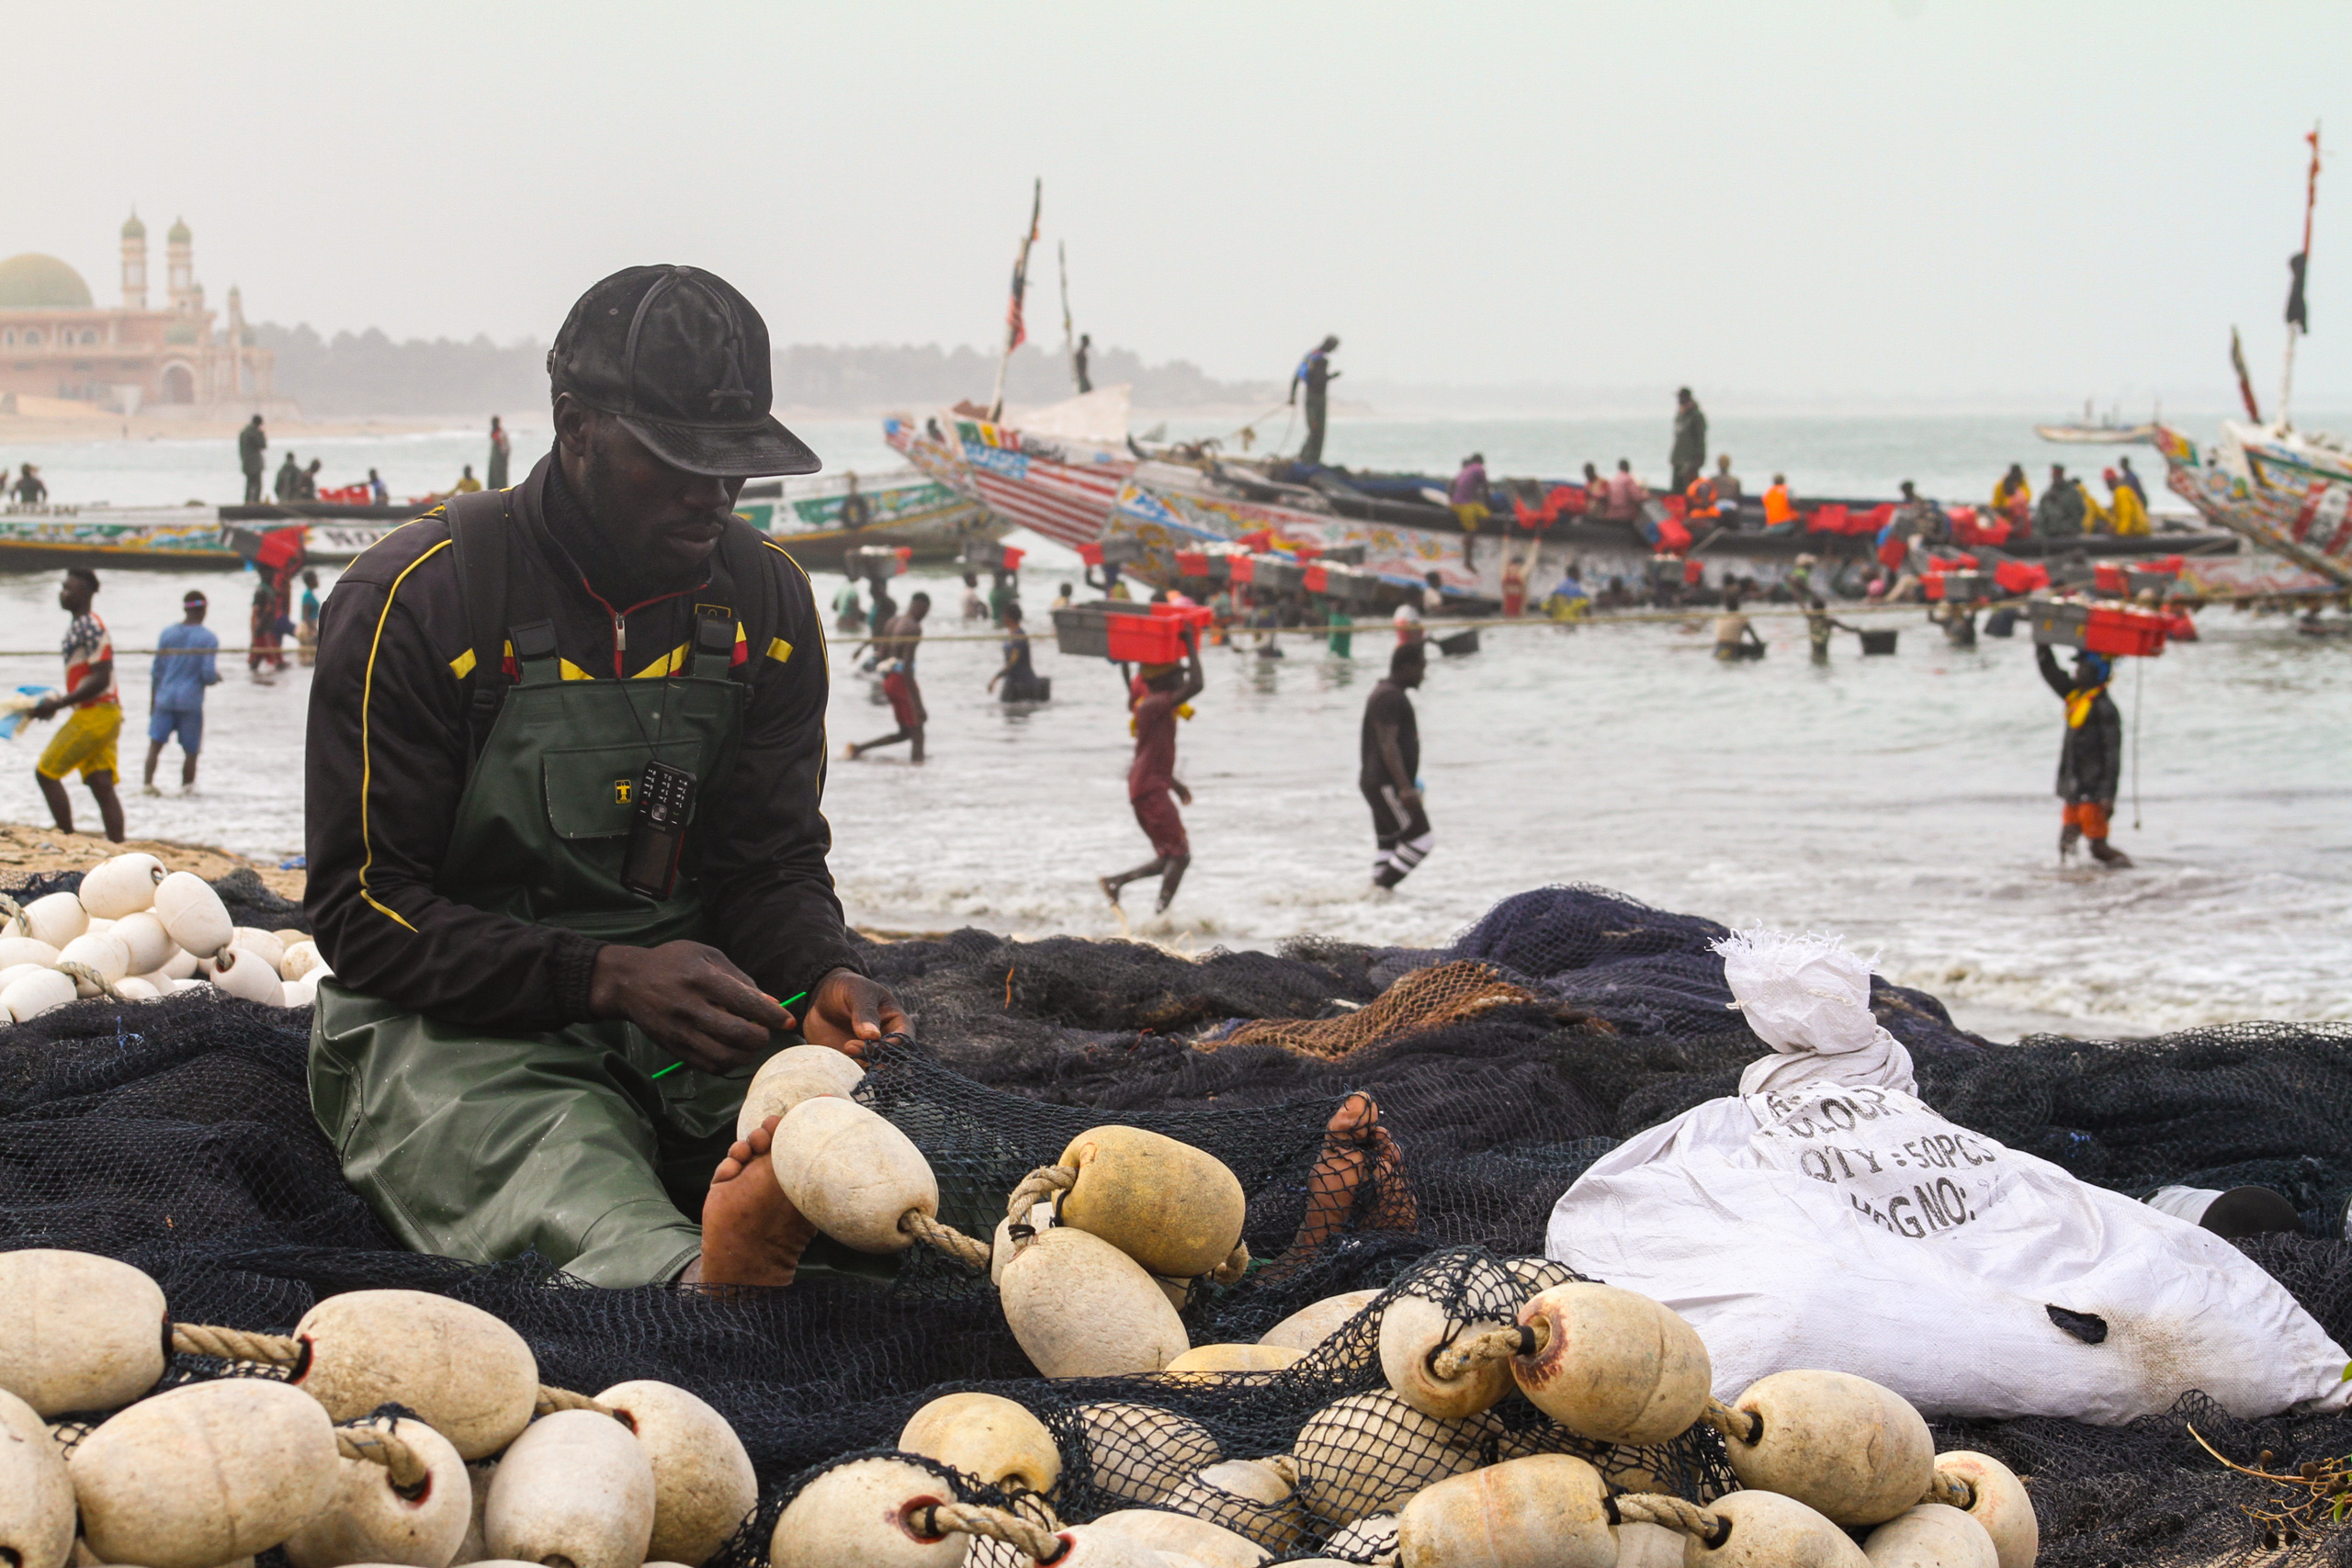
[[304, 450, 860, 1031]]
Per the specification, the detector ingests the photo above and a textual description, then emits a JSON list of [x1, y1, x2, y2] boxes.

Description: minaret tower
[[120, 210, 147, 310], [166, 217, 197, 312]]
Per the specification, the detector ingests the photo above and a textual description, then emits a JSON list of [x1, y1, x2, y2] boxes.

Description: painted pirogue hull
[[1107, 464, 1576, 601], [0, 506, 401, 570], [883, 412, 1129, 548], [731, 470, 1001, 569], [2154, 423, 2352, 587]]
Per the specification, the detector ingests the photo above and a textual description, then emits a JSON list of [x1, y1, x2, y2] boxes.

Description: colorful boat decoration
[[0, 503, 405, 570], [1105, 461, 1571, 603], [731, 465, 1000, 567], [883, 389, 1137, 549], [2153, 423, 2352, 587]]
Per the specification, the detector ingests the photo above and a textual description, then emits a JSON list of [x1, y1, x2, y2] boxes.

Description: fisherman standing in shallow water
[[2037, 643, 2132, 866], [1101, 629, 1204, 914], [1362, 640, 1433, 894], [303, 265, 908, 1292], [847, 591, 931, 762]]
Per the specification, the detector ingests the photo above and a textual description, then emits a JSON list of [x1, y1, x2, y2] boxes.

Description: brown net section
[[1217, 960, 1552, 1058]]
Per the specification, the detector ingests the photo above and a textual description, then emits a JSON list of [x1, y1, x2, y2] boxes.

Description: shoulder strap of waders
[[445, 489, 513, 761]]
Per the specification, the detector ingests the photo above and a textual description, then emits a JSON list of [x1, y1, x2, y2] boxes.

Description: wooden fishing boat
[[882, 389, 1136, 550], [0, 502, 412, 570], [731, 465, 1001, 569], [2150, 127, 2349, 586], [2153, 422, 2352, 586]]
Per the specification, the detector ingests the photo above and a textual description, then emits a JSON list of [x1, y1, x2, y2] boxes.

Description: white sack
[[1545, 930, 2352, 1425]]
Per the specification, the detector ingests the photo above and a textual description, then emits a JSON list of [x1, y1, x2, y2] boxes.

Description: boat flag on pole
[[2279, 123, 2319, 427], [989, 178, 1042, 421], [2286, 124, 2319, 333], [2230, 326, 2263, 424]]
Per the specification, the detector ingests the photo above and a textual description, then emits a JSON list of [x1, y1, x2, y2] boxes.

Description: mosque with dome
[[0, 213, 275, 412]]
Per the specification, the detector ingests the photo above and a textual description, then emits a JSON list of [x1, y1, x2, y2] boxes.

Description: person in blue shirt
[[144, 590, 220, 794]]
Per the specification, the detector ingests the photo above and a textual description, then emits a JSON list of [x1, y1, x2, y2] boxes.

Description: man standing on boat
[[487, 415, 512, 491], [276, 450, 302, 503], [2036, 645, 2131, 868], [1670, 388, 1708, 495], [239, 414, 267, 505], [1292, 334, 1340, 466]]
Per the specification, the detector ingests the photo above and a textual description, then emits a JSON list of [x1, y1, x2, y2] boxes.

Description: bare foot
[[1099, 875, 1122, 907], [687, 1114, 817, 1290], [1290, 1094, 1417, 1258]]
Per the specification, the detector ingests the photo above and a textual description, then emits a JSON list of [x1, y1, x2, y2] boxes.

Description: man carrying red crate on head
[[1100, 629, 1204, 915], [2036, 644, 2132, 868]]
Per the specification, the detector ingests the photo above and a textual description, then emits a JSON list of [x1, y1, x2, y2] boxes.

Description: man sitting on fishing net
[[303, 265, 910, 1292]]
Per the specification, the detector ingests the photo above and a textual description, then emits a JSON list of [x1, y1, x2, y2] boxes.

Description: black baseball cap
[[548, 265, 819, 478]]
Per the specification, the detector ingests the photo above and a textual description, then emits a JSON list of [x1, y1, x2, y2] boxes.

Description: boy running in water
[[1100, 630, 1204, 913]]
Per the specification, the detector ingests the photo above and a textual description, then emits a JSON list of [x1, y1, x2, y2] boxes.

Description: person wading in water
[[304, 265, 907, 1292], [1362, 640, 1433, 893], [2037, 644, 2132, 867], [1101, 629, 1204, 914]]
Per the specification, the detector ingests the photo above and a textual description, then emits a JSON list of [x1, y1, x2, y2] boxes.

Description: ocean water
[[0, 416, 2343, 1042]]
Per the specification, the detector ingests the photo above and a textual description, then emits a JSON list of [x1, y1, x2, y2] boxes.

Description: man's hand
[[1171, 779, 1193, 807], [590, 942, 788, 1075], [798, 967, 910, 1056], [1396, 786, 1421, 811], [28, 697, 56, 721]]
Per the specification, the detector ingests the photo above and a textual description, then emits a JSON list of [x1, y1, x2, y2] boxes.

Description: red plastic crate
[[1227, 555, 1256, 584], [1174, 550, 1211, 576], [1102, 602, 1211, 664], [1076, 542, 1104, 567], [1001, 547, 1025, 571], [2093, 561, 2130, 595], [1303, 563, 1330, 593], [2083, 605, 2167, 657]]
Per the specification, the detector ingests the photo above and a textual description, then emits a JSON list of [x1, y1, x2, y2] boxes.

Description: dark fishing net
[[5, 874, 2352, 1565]]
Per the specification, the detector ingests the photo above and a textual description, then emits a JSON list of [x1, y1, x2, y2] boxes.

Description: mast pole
[[2280, 122, 2320, 431], [1059, 240, 1077, 390], [989, 178, 1042, 424]]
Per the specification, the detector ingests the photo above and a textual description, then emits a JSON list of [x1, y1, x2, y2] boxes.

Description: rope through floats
[[169, 1321, 620, 1422], [1430, 1317, 1547, 1380], [1924, 1468, 1976, 1511], [1001, 1162, 1248, 1283], [57, 960, 124, 1002], [901, 1208, 992, 1269], [910, 1499, 1066, 1563], [335, 1418, 432, 1491], [1609, 1494, 1732, 1549], [1698, 1398, 1765, 1447]]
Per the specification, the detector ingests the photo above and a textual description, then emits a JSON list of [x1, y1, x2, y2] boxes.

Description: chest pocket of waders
[[440, 612, 745, 945]]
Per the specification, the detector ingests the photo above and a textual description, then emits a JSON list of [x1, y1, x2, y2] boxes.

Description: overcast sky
[[7, 2, 2347, 408]]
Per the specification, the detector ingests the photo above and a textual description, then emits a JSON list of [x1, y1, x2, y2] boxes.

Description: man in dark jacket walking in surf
[[2037, 644, 2131, 866]]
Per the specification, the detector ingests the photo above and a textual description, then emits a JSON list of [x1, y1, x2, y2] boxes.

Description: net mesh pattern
[[5, 872, 2352, 1565]]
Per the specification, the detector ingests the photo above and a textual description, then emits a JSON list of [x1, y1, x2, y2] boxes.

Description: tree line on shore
[[251, 323, 1272, 416]]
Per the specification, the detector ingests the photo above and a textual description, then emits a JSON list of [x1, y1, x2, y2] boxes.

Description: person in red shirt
[[1099, 631, 1204, 914], [29, 568, 127, 842]]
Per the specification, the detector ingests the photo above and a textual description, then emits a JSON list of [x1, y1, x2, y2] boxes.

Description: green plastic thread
[[649, 991, 808, 1080]]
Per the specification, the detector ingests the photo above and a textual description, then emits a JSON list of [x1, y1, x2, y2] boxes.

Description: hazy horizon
[[6, 2, 2347, 411]]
